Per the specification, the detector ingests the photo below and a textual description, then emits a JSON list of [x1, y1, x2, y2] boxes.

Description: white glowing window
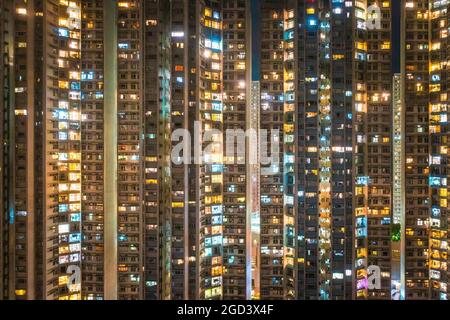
[[58, 224, 70, 234], [16, 8, 27, 15], [171, 31, 184, 38]]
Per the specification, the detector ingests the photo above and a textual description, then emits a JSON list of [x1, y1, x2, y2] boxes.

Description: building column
[[104, 0, 118, 300]]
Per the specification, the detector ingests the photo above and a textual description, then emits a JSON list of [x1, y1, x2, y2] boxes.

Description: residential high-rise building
[[392, 73, 405, 300], [0, 0, 39, 300], [222, 0, 253, 300], [258, 0, 395, 300], [250, 81, 261, 300], [0, 0, 14, 300], [365, 0, 393, 300], [401, 0, 448, 300], [259, 0, 285, 299], [1, 0, 450, 302], [0, 0, 254, 301]]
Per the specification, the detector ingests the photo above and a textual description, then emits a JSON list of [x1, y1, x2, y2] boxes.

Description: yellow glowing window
[[211, 175, 222, 184], [146, 20, 157, 26], [172, 202, 184, 208], [430, 84, 441, 92], [431, 42, 441, 50], [59, 18, 68, 27], [430, 63, 441, 72], [357, 248, 367, 258], [15, 289, 26, 296], [205, 8, 212, 17], [118, 2, 131, 8], [59, 81, 69, 89], [236, 62, 245, 70], [211, 114, 222, 122], [211, 266, 222, 276], [382, 1, 390, 7], [87, 21, 94, 29], [284, 124, 294, 133], [69, 71, 80, 80], [381, 42, 391, 50], [58, 58, 67, 68], [333, 54, 344, 60], [16, 8, 27, 15], [355, 42, 367, 51], [146, 179, 158, 184], [59, 246, 69, 254], [59, 275, 69, 286], [306, 8, 315, 14], [118, 264, 128, 272], [416, 83, 423, 92], [14, 109, 27, 116], [69, 163, 80, 171]]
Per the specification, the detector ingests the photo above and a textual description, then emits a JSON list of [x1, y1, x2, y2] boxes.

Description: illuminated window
[[16, 8, 27, 15]]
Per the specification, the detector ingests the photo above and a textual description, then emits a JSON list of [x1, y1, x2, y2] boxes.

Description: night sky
[[251, 0, 401, 80], [251, 0, 261, 80]]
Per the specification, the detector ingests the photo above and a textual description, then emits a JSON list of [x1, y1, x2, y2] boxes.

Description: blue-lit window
[[211, 205, 223, 214], [58, 28, 69, 37], [69, 233, 81, 243], [356, 217, 367, 228], [118, 43, 129, 49], [211, 164, 223, 173], [212, 215, 222, 225], [431, 74, 441, 82], [212, 102, 222, 111], [429, 176, 441, 186], [261, 195, 271, 204], [70, 213, 81, 222], [58, 110, 69, 120], [211, 235, 222, 245], [81, 71, 94, 80], [70, 82, 80, 90], [59, 132, 68, 140], [307, 18, 317, 27]]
